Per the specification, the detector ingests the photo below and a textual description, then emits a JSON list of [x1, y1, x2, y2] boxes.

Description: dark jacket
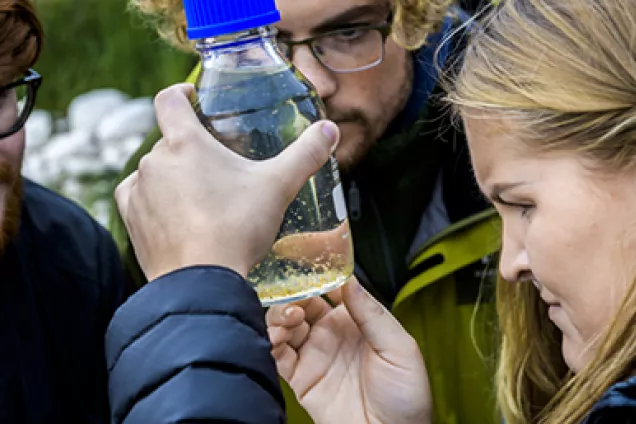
[[106, 266, 286, 424], [0, 179, 124, 423], [343, 11, 488, 305], [584, 376, 636, 423]]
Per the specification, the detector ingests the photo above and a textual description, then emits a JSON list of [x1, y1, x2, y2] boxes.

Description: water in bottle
[[183, 0, 354, 305]]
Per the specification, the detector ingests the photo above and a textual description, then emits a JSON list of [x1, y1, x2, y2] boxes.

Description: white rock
[[65, 156, 107, 177], [100, 144, 122, 170], [23, 149, 66, 186], [40, 130, 95, 164], [63, 157, 101, 177], [21, 155, 48, 184], [95, 98, 155, 143], [68, 89, 129, 133], [36, 130, 110, 179], [24, 110, 52, 149]]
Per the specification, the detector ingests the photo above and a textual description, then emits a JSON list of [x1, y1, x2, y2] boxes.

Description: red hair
[[0, 0, 43, 84]]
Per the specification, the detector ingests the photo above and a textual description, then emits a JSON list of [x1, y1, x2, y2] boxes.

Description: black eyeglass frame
[[0, 68, 42, 140], [277, 22, 393, 74]]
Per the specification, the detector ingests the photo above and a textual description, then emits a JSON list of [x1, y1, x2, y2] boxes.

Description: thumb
[[154, 83, 199, 142], [343, 277, 417, 360], [270, 120, 339, 203]]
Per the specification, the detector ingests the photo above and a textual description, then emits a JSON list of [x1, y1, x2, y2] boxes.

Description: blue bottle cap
[[184, 0, 281, 40]]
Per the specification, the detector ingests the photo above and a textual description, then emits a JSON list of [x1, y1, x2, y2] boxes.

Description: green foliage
[[33, 0, 196, 114]]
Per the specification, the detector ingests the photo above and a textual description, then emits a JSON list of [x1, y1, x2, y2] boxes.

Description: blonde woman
[[267, 0, 636, 423]]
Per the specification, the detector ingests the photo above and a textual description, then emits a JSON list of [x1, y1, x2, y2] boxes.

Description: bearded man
[[0, 1, 125, 422]]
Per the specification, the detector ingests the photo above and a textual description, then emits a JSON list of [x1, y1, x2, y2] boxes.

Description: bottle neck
[[195, 26, 285, 71], [196, 26, 277, 58]]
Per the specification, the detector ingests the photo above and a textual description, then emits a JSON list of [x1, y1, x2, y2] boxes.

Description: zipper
[[369, 192, 398, 294], [348, 181, 361, 221], [348, 179, 397, 297]]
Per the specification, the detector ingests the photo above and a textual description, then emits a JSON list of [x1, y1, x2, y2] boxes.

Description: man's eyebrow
[[312, 5, 388, 33], [278, 4, 389, 38]]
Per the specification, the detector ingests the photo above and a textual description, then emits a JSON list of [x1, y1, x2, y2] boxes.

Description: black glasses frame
[[0, 68, 42, 139], [277, 23, 393, 73]]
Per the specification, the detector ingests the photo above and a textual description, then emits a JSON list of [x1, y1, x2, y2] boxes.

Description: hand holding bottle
[[115, 83, 340, 282]]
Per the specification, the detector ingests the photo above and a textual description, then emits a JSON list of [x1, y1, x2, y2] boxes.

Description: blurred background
[[23, 0, 196, 224]]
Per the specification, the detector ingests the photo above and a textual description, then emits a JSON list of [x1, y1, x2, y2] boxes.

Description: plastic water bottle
[[183, 0, 354, 305]]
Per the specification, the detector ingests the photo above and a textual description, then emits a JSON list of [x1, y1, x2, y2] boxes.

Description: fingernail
[[283, 307, 294, 318], [321, 122, 339, 153]]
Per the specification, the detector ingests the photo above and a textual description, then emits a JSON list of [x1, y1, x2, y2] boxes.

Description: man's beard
[[328, 53, 414, 173], [0, 162, 22, 255], [329, 110, 374, 173]]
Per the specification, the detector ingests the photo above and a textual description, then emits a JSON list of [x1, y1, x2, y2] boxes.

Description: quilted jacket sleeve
[[105, 266, 286, 424]]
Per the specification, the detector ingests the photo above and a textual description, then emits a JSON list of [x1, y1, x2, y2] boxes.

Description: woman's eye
[[507, 202, 534, 217], [495, 196, 534, 218], [519, 204, 533, 217]]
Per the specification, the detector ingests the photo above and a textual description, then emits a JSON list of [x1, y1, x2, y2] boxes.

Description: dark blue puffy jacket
[[106, 266, 286, 424]]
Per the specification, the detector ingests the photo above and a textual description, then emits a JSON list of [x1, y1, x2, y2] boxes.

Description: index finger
[[266, 294, 328, 328], [266, 287, 343, 329]]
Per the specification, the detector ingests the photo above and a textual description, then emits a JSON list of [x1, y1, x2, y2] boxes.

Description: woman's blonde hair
[[448, 0, 636, 423], [130, 0, 455, 52]]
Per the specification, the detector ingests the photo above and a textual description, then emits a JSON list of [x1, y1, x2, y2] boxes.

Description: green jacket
[[109, 13, 501, 424]]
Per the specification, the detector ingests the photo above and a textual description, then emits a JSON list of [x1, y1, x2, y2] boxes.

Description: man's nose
[[292, 46, 338, 100]]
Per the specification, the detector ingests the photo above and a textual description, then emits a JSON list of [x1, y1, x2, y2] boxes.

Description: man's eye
[[334, 28, 366, 41]]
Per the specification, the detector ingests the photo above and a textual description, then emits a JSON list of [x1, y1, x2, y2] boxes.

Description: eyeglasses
[[276, 23, 392, 74], [0, 68, 42, 139]]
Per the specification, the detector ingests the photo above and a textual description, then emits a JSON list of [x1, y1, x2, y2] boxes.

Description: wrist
[[145, 253, 250, 282], [147, 264, 248, 284]]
